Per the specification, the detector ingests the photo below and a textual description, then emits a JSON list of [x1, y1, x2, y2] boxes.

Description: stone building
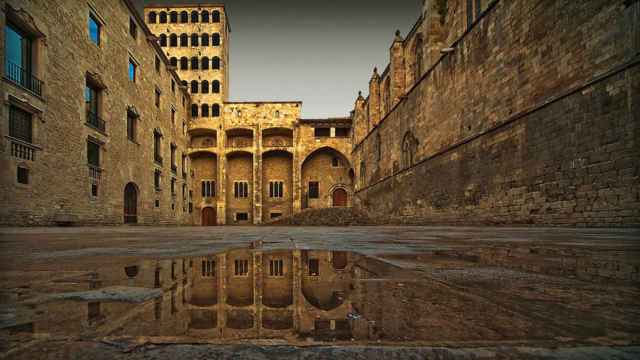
[[143, 5, 354, 225], [0, 0, 193, 225], [351, 0, 640, 227]]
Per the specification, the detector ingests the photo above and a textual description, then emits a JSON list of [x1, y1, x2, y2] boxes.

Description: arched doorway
[[202, 207, 217, 226], [124, 183, 138, 224], [332, 188, 348, 207]]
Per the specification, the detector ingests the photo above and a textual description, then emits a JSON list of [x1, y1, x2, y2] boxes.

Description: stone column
[[292, 249, 302, 331], [253, 251, 263, 336], [253, 124, 262, 224]]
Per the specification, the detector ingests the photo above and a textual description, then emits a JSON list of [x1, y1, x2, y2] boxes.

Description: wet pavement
[[0, 226, 639, 359]]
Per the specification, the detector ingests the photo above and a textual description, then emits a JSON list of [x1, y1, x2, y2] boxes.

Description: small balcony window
[[89, 14, 101, 45], [9, 106, 33, 143], [128, 59, 137, 82], [87, 139, 101, 169], [5, 21, 43, 96]]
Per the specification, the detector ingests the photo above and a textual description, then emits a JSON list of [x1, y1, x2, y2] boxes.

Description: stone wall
[[352, 0, 640, 227], [0, 0, 193, 226]]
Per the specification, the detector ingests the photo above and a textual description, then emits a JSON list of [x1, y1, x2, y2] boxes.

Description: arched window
[[191, 11, 199, 23], [169, 11, 178, 23], [169, 57, 178, 67], [201, 33, 210, 46], [180, 57, 188, 70], [159, 34, 167, 47], [201, 104, 209, 117], [180, 11, 188, 23], [169, 34, 177, 47], [191, 33, 199, 46], [159, 11, 167, 23], [180, 33, 188, 47], [401, 132, 417, 169], [191, 57, 199, 70], [212, 104, 220, 117], [212, 80, 220, 93], [201, 80, 209, 94], [201, 57, 209, 70], [201, 10, 210, 23], [212, 33, 220, 46], [148, 12, 157, 23], [212, 57, 221, 70], [212, 11, 220, 23], [191, 80, 199, 93], [414, 36, 423, 82], [191, 104, 199, 118]]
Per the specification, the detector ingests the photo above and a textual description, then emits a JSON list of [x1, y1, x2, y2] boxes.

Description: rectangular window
[[127, 112, 137, 142], [234, 181, 249, 198], [235, 212, 249, 221], [154, 170, 161, 191], [314, 127, 330, 137], [129, 18, 137, 39], [5, 22, 36, 93], [91, 183, 98, 197], [270, 212, 283, 219], [155, 88, 161, 107], [89, 14, 100, 45], [17, 167, 29, 184], [234, 259, 249, 276], [308, 259, 319, 276], [171, 79, 176, 93], [171, 108, 176, 125], [308, 181, 319, 199], [155, 56, 161, 73], [335, 128, 350, 137], [9, 106, 33, 143], [170, 144, 177, 171], [87, 140, 100, 167], [128, 59, 137, 82], [154, 132, 162, 164], [202, 180, 216, 198], [269, 259, 284, 277], [84, 81, 100, 122], [269, 181, 284, 198], [171, 178, 176, 195], [201, 259, 215, 277]]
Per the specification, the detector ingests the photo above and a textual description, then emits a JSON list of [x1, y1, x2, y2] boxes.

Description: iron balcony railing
[[86, 111, 106, 133], [88, 164, 102, 180], [5, 61, 43, 96]]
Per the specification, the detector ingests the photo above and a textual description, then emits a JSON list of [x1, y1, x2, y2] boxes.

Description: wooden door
[[202, 207, 217, 226], [332, 188, 348, 207], [124, 183, 137, 224]]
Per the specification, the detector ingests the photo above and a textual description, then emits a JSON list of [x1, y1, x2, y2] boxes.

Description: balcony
[[88, 164, 102, 180], [5, 61, 43, 96], [9, 138, 38, 161], [86, 111, 106, 133]]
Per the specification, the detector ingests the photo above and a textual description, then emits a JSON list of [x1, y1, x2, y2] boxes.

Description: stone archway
[[124, 182, 138, 224]]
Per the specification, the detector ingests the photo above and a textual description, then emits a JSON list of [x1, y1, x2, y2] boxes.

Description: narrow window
[[180, 57, 188, 70], [159, 34, 167, 47], [169, 34, 177, 47], [201, 10, 210, 23], [154, 169, 162, 191], [170, 11, 178, 23], [191, 11, 199, 23], [171, 108, 176, 125], [269, 259, 284, 277], [170, 143, 177, 172], [126, 109, 137, 142], [212, 80, 220, 93], [154, 131, 162, 164], [17, 167, 29, 184], [201, 80, 209, 94], [202, 259, 215, 277], [5, 22, 36, 93], [201, 57, 209, 70], [308, 181, 319, 199], [201, 33, 209, 46], [180, 33, 188, 47], [212, 33, 220, 46], [148, 11, 157, 24], [191, 104, 199, 117], [159, 11, 167, 24], [191, 33, 199, 47], [171, 178, 176, 195], [191, 80, 199, 94], [201, 104, 209, 117], [308, 259, 319, 276], [154, 88, 161, 107], [128, 58, 137, 82], [129, 18, 137, 39], [91, 183, 98, 197], [212, 10, 220, 23], [9, 106, 33, 143], [155, 56, 161, 73], [180, 11, 188, 23], [171, 79, 176, 93], [201, 180, 216, 198], [84, 80, 102, 130], [89, 14, 101, 45], [191, 57, 199, 70]]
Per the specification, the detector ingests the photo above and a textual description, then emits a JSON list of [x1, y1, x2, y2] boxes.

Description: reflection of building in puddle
[[9, 249, 402, 341]]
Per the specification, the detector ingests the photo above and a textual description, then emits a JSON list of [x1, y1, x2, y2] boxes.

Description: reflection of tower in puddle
[[186, 248, 356, 340]]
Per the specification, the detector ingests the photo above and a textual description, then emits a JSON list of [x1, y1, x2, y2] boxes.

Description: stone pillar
[[353, 92, 366, 145], [368, 68, 381, 127], [253, 124, 262, 224], [391, 30, 406, 107], [292, 127, 302, 213], [253, 251, 263, 336], [292, 249, 302, 331]]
